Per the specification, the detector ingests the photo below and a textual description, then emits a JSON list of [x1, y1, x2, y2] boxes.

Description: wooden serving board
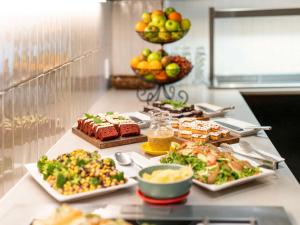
[[173, 133, 240, 146], [72, 127, 147, 149]]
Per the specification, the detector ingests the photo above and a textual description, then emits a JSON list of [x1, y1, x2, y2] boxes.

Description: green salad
[[160, 142, 260, 185]]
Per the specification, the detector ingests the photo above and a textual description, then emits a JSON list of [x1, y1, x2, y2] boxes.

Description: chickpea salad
[[160, 142, 260, 185], [37, 149, 127, 195]]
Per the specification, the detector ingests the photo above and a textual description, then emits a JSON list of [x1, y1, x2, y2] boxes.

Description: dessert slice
[[192, 134, 209, 144], [94, 123, 119, 141], [209, 132, 221, 141], [105, 112, 140, 137]]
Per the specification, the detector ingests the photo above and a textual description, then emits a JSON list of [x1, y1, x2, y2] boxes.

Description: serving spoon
[[114, 152, 142, 169]]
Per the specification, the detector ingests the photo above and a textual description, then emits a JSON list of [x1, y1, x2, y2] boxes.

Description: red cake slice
[[95, 124, 119, 141], [82, 119, 94, 134], [119, 123, 140, 137]]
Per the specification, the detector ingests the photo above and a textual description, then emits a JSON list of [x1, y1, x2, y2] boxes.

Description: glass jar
[[147, 111, 174, 151]]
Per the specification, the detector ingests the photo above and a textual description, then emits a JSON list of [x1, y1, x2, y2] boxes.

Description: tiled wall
[[0, 2, 112, 197]]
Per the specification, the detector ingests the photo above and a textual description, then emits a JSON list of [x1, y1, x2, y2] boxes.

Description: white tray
[[148, 154, 275, 192], [25, 154, 137, 202], [212, 117, 261, 137]]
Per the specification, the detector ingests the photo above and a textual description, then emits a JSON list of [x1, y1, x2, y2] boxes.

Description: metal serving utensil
[[220, 143, 279, 170], [114, 152, 142, 169]]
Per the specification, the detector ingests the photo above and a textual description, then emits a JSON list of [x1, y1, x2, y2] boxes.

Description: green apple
[[161, 56, 171, 68], [147, 52, 162, 62], [144, 73, 155, 81], [142, 12, 151, 23], [151, 14, 167, 27], [164, 7, 176, 16], [171, 31, 184, 40], [165, 20, 180, 32], [181, 18, 191, 31], [166, 63, 180, 77], [142, 48, 152, 57], [144, 25, 159, 39]]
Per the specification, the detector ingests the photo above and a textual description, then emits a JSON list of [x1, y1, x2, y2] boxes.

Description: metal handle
[[219, 105, 235, 112], [244, 126, 272, 130]]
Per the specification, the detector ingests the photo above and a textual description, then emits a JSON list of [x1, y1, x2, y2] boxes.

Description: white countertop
[[0, 86, 299, 224]]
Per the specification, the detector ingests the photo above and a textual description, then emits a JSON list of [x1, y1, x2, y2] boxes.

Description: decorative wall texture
[[0, 2, 112, 197]]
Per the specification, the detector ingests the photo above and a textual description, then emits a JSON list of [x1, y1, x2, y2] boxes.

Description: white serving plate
[[25, 156, 137, 202], [149, 154, 275, 192]]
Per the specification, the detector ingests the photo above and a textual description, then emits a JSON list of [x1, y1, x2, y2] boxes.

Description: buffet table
[[0, 86, 299, 224]]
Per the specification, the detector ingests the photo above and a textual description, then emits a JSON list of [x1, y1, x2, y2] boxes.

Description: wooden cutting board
[[173, 133, 240, 146], [72, 127, 147, 149]]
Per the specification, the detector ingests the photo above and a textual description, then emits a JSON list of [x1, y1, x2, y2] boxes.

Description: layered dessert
[[144, 99, 203, 118], [77, 112, 140, 141]]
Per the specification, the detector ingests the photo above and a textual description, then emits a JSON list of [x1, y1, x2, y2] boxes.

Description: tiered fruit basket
[[131, 3, 192, 103]]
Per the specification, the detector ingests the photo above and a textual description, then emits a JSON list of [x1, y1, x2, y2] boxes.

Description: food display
[[32, 205, 132, 225], [160, 142, 260, 185], [135, 7, 191, 44], [131, 49, 192, 84], [37, 149, 127, 195], [171, 117, 232, 144], [142, 166, 193, 183], [77, 112, 140, 141], [143, 99, 203, 118]]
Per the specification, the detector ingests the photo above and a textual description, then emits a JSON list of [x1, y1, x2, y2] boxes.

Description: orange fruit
[[149, 60, 163, 70], [168, 12, 182, 22], [130, 57, 140, 68], [152, 9, 164, 16], [135, 21, 147, 32], [155, 71, 168, 81], [137, 61, 149, 70]]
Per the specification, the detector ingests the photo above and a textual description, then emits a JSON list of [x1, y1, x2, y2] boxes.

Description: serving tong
[[220, 143, 280, 170]]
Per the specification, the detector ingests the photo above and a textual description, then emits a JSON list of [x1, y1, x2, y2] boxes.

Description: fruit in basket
[[135, 21, 147, 32], [161, 56, 171, 68], [131, 57, 140, 68], [164, 7, 176, 16], [142, 12, 151, 23], [147, 52, 161, 62], [168, 12, 182, 22], [135, 7, 191, 43], [170, 55, 193, 78], [142, 48, 151, 57], [166, 63, 180, 77], [144, 25, 159, 39], [149, 60, 163, 70], [152, 9, 164, 17], [131, 49, 192, 83], [151, 14, 167, 27], [137, 61, 149, 70], [181, 18, 191, 31], [144, 73, 155, 81], [155, 71, 168, 81], [165, 20, 180, 32], [158, 27, 171, 41], [172, 31, 184, 40]]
